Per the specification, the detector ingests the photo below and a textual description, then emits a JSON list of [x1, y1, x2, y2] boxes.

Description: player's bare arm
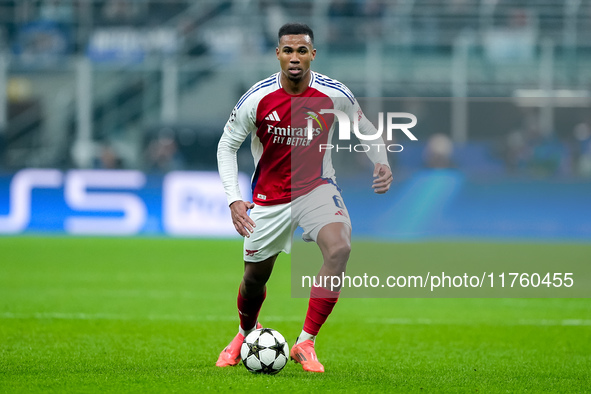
[[229, 200, 256, 237], [372, 163, 393, 194]]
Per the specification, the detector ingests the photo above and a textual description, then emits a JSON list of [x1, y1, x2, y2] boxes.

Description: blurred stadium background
[[1, 3, 590, 391], [0, 0, 590, 238]]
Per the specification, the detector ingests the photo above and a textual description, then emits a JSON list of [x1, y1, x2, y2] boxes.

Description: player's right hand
[[229, 200, 256, 237]]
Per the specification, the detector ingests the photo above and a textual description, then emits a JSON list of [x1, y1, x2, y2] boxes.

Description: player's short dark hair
[[278, 23, 314, 45]]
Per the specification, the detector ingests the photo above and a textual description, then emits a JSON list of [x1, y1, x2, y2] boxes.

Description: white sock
[[239, 322, 258, 337], [297, 329, 316, 344]]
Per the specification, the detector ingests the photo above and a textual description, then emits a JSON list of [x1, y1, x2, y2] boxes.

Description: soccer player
[[216, 22, 392, 373]]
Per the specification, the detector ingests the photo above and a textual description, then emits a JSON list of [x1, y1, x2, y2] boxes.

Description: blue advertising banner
[[0, 169, 250, 236], [340, 170, 591, 241], [0, 169, 589, 240]]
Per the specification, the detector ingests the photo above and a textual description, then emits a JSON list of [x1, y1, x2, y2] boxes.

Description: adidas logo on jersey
[[265, 111, 281, 122]]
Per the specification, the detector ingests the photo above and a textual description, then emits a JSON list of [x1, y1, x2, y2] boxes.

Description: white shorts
[[243, 183, 351, 262]]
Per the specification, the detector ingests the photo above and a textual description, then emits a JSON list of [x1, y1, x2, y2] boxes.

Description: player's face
[[276, 34, 316, 83]]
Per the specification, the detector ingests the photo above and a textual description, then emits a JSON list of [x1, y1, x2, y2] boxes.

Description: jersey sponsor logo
[[267, 124, 320, 137], [335, 210, 345, 216], [257, 193, 267, 200], [264, 110, 281, 122], [266, 124, 317, 147], [245, 249, 259, 257]]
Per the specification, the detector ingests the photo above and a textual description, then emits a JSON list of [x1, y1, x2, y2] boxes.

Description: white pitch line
[[0, 312, 302, 323], [365, 317, 591, 326], [1, 312, 590, 326]]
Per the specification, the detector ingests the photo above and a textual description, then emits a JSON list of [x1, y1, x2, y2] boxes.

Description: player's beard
[[287, 69, 307, 82]]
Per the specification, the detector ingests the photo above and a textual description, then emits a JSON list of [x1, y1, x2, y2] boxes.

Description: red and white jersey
[[217, 71, 388, 206]]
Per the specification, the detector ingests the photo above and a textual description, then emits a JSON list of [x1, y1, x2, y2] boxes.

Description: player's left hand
[[372, 163, 392, 194]]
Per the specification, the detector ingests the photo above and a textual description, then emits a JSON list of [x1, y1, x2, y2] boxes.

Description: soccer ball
[[240, 328, 289, 374]]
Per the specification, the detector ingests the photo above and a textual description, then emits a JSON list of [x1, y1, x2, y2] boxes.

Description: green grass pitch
[[1, 237, 590, 392]]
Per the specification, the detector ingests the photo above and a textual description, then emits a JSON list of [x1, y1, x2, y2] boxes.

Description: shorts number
[[332, 195, 344, 209]]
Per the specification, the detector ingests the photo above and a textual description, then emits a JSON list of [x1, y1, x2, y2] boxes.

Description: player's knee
[[326, 240, 351, 263], [242, 270, 270, 290]]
